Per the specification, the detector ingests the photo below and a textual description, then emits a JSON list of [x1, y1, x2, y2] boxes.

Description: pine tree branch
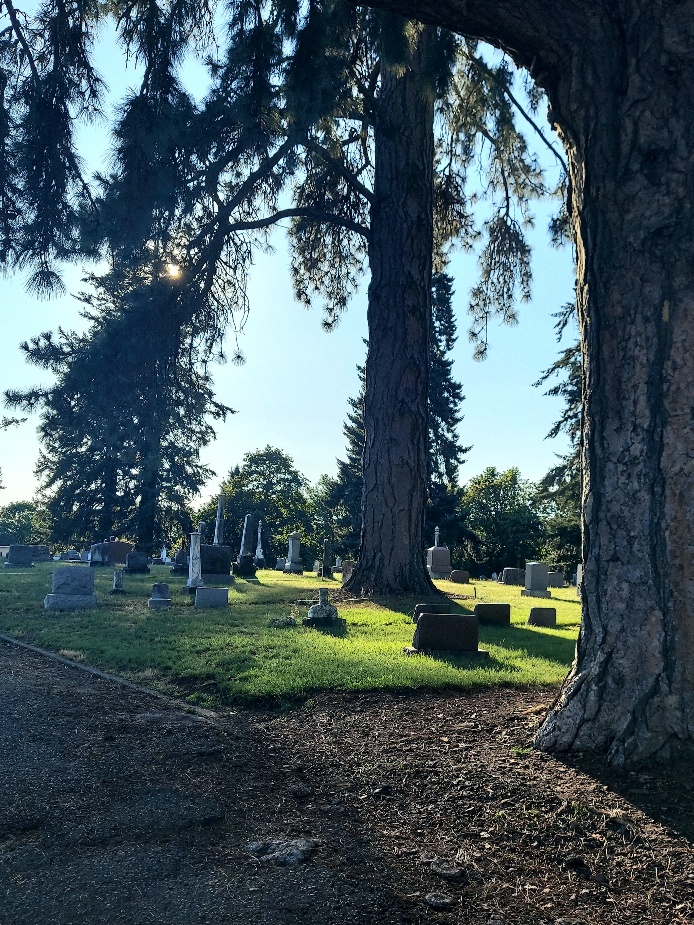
[[464, 49, 568, 175], [2, 0, 39, 80], [305, 138, 375, 205], [231, 207, 371, 240]]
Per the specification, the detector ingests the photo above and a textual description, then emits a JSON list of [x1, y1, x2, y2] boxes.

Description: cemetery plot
[[0, 564, 581, 706]]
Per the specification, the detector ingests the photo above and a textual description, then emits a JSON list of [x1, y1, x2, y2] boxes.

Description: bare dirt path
[[1, 640, 692, 925]]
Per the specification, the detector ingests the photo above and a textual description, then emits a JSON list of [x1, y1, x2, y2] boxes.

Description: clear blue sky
[[0, 27, 576, 507]]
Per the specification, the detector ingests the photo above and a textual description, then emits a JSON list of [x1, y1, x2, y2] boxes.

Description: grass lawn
[[0, 563, 580, 707]]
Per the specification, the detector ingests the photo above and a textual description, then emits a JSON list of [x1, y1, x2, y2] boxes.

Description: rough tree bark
[[344, 23, 438, 596], [356, 0, 694, 764]]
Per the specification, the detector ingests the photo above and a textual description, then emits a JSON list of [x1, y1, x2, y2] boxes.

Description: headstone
[[527, 607, 557, 627], [4, 545, 34, 568], [67, 549, 80, 561], [450, 570, 469, 584], [576, 563, 583, 597], [283, 532, 303, 574], [474, 602, 511, 625], [161, 546, 167, 561], [186, 531, 204, 591], [275, 557, 286, 571], [547, 571, 564, 588], [170, 548, 188, 575], [123, 550, 150, 574], [410, 612, 488, 656], [31, 545, 51, 562], [151, 557, 164, 565], [80, 550, 90, 562], [303, 588, 341, 627], [195, 587, 229, 609], [60, 552, 69, 561], [233, 514, 257, 578], [341, 559, 355, 583], [502, 567, 525, 585], [111, 569, 125, 594], [426, 527, 452, 580], [413, 602, 454, 623], [44, 567, 98, 611], [201, 544, 233, 580], [213, 495, 225, 546], [253, 519, 266, 568], [319, 539, 333, 579], [521, 562, 551, 598], [105, 541, 132, 566], [89, 543, 109, 567], [148, 582, 172, 609]]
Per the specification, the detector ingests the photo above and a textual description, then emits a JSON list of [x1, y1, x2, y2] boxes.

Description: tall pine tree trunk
[[360, 0, 694, 763], [345, 23, 437, 596]]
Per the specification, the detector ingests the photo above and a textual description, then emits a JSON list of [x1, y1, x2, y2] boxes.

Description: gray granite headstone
[[5, 545, 34, 568], [411, 612, 486, 655], [303, 588, 340, 626], [148, 582, 172, 609], [195, 587, 229, 609], [45, 567, 98, 610], [426, 527, 452, 580], [527, 606, 557, 627], [275, 557, 286, 571], [283, 532, 303, 574], [521, 562, 551, 598], [123, 550, 150, 574]]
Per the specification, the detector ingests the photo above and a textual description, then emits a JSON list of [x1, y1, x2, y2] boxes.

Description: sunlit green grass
[[0, 563, 579, 706]]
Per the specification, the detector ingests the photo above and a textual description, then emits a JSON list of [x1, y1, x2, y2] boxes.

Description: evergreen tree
[[5, 271, 230, 551], [534, 305, 582, 577], [330, 270, 470, 555]]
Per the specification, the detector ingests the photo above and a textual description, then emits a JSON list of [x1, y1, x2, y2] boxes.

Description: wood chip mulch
[[1, 641, 692, 924]]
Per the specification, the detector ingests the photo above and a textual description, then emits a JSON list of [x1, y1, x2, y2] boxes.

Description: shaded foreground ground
[[1, 640, 692, 924]]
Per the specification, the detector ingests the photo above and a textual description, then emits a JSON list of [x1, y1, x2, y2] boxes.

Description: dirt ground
[[1, 639, 692, 925]]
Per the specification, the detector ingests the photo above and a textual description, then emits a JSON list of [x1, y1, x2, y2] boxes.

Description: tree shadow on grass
[[305, 620, 349, 639], [480, 623, 576, 667]]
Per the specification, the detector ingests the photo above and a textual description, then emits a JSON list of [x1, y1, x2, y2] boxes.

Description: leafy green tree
[[459, 467, 542, 575], [199, 447, 311, 566], [0, 500, 50, 545]]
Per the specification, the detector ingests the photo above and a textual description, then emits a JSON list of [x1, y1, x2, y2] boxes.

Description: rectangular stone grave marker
[[474, 602, 511, 625], [521, 562, 551, 598], [283, 532, 303, 574], [195, 587, 229, 609], [148, 583, 172, 609], [5, 545, 34, 568], [45, 567, 98, 611], [408, 613, 488, 657], [547, 571, 565, 588], [527, 607, 557, 627], [501, 567, 525, 586]]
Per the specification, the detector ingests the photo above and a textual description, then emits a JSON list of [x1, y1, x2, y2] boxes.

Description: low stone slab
[[501, 567, 525, 586], [527, 607, 557, 627], [520, 589, 552, 599], [547, 572, 565, 588], [413, 602, 453, 624], [474, 602, 511, 626], [45, 593, 98, 611], [450, 570, 469, 584], [195, 587, 229, 609], [410, 612, 488, 656]]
